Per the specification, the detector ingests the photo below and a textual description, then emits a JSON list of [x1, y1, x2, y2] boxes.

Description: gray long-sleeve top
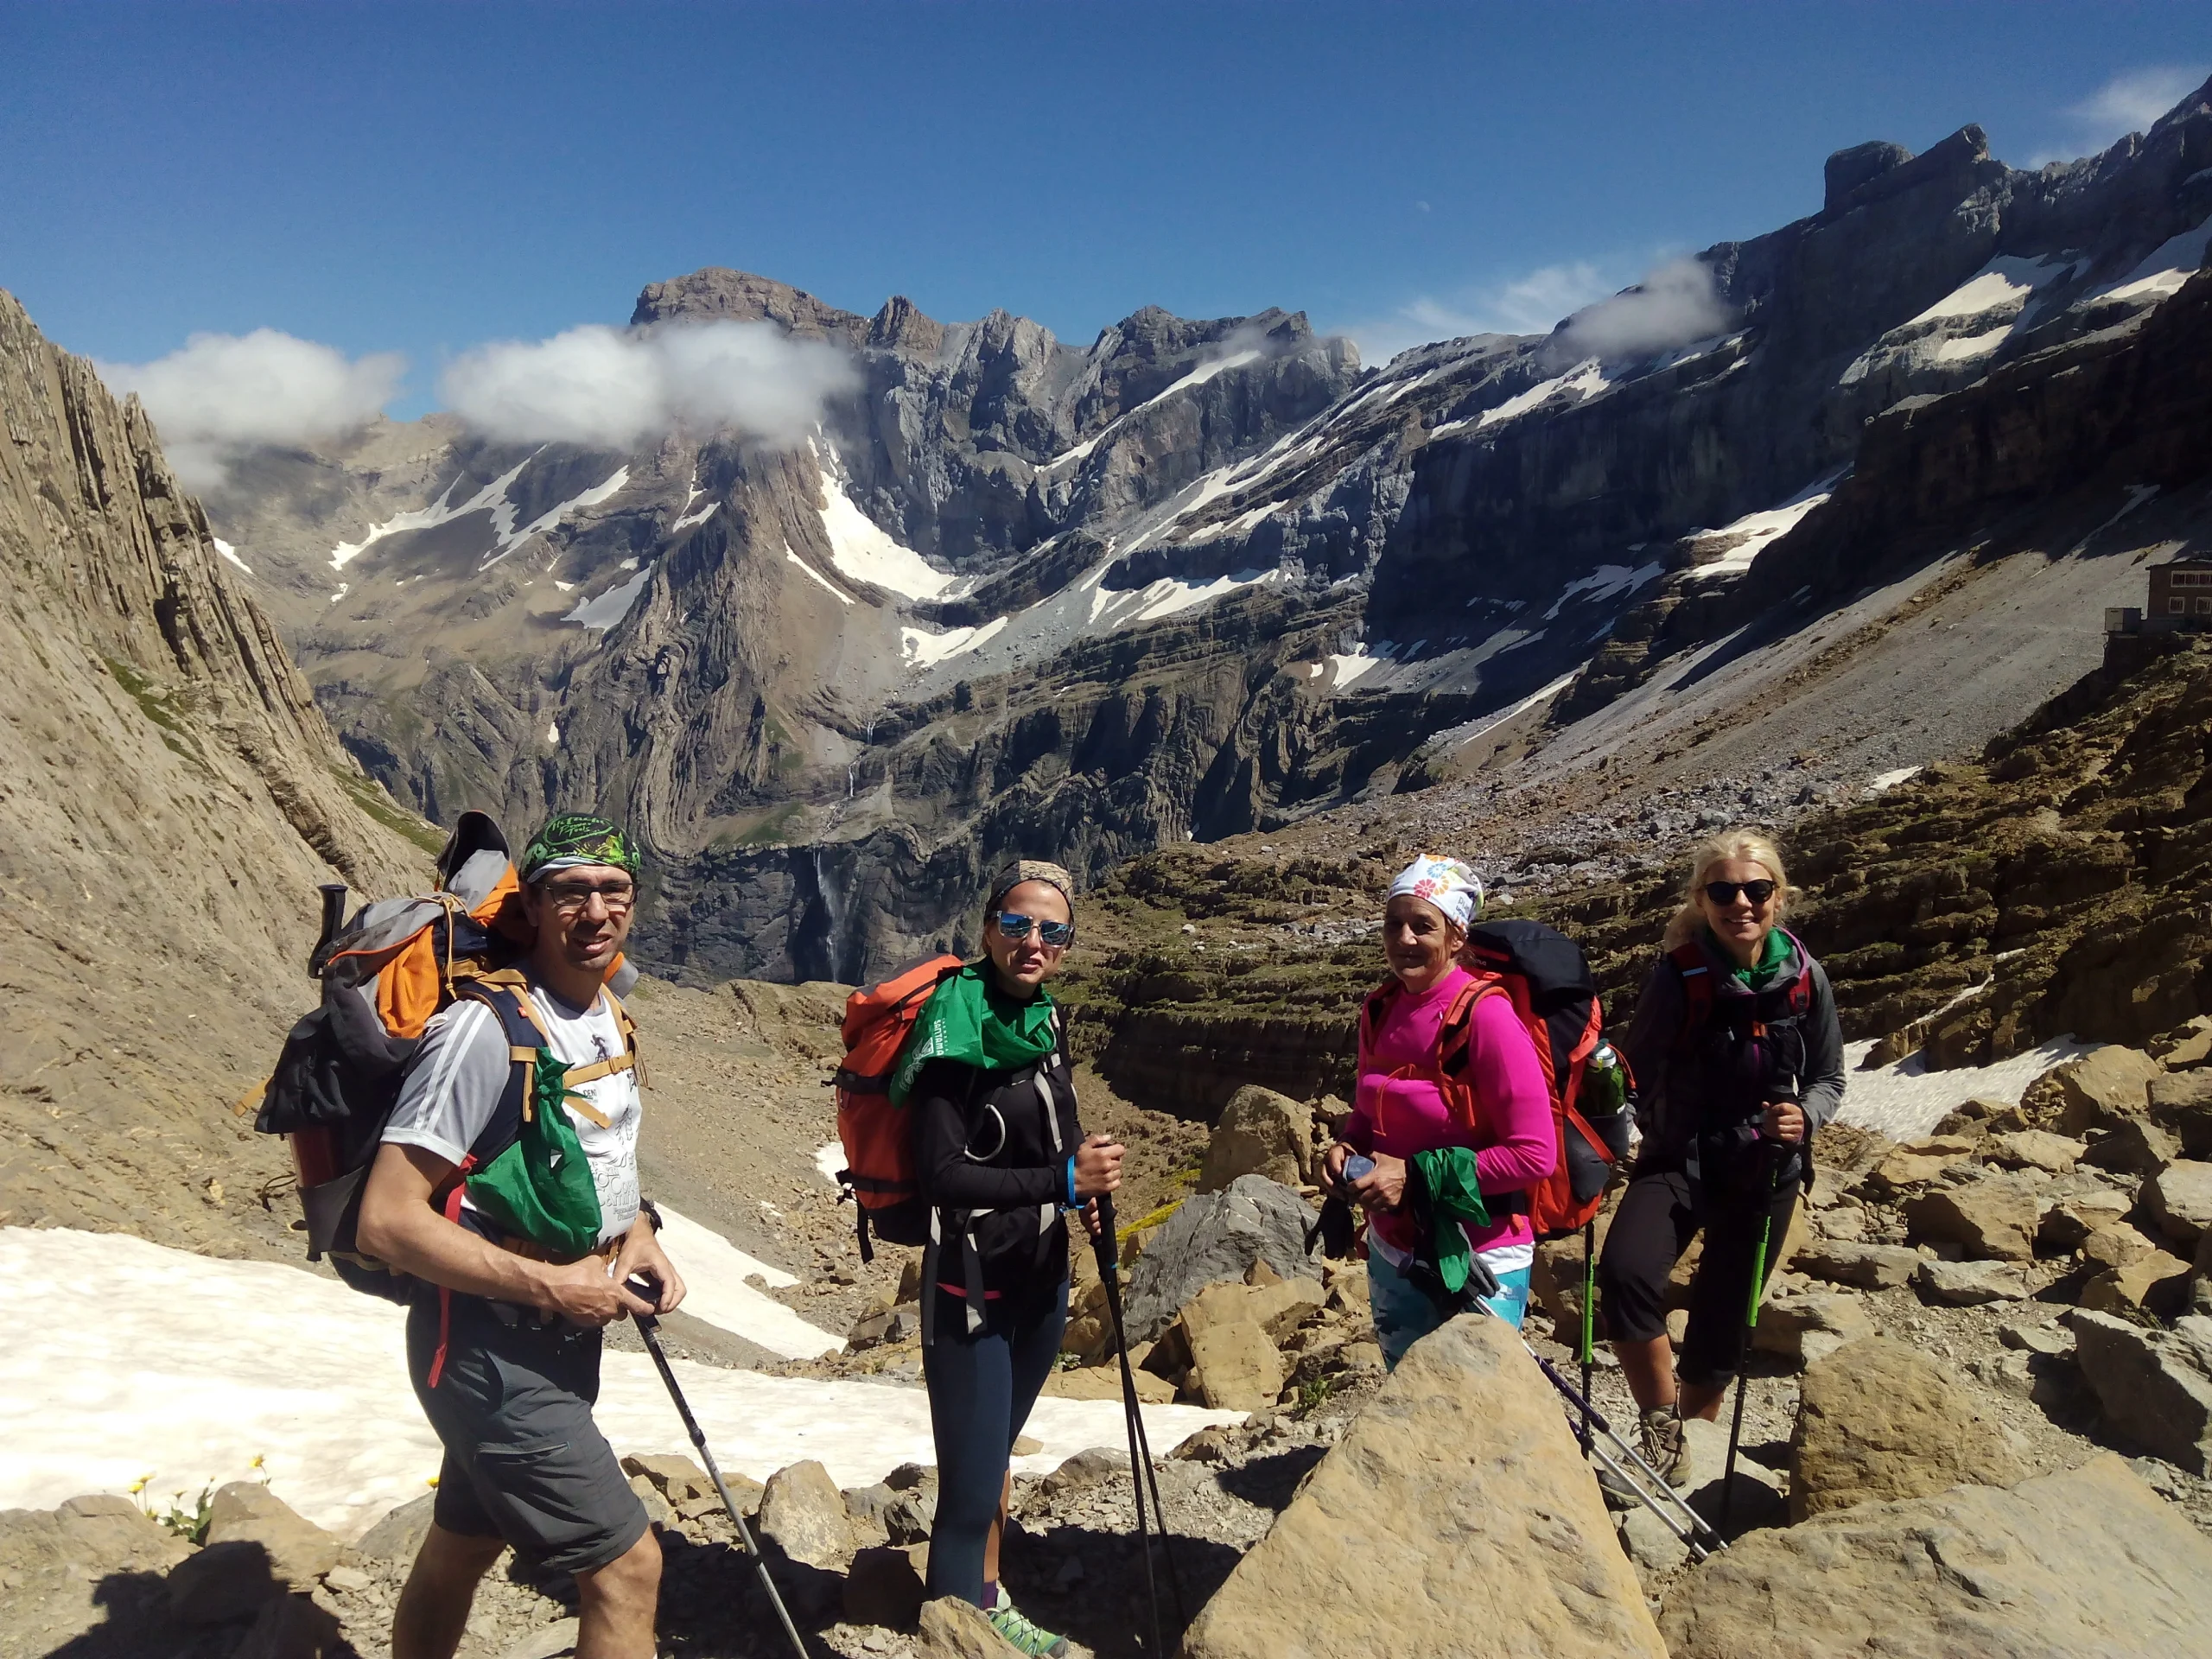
[[1618, 931, 1847, 1169]]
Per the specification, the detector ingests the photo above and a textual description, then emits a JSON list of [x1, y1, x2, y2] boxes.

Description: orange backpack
[[1359, 919, 1629, 1240], [833, 953, 964, 1260]]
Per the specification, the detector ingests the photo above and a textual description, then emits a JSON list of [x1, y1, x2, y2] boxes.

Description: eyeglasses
[[543, 881, 636, 914], [1703, 879, 1777, 906], [994, 911, 1073, 947]]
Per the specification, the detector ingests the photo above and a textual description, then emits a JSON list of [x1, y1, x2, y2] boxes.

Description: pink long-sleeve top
[[1343, 965, 1554, 1258]]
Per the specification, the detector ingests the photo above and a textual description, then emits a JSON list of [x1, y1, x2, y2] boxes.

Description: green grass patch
[[715, 799, 809, 849], [331, 768, 446, 855]]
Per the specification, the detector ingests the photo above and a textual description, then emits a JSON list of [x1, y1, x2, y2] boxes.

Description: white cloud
[[2032, 64, 2209, 164], [441, 320, 859, 450], [98, 330, 404, 490], [1341, 261, 1616, 364], [1546, 257, 1732, 363]]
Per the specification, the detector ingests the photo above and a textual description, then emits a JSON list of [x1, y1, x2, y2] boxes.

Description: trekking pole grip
[[1091, 1191, 1120, 1281]]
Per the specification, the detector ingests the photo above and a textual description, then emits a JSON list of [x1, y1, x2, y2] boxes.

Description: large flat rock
[[1662, 1454, 2212, 1657], [1179, 1312, 1665, 1659]]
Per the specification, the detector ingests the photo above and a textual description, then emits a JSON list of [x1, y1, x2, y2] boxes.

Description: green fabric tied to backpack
[[464, 1049, 605, 1259], [1408, 1146, 1492, 1296]]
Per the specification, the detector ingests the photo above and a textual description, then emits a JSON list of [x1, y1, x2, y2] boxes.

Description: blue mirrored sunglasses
[[994, 911, 1074, 947]]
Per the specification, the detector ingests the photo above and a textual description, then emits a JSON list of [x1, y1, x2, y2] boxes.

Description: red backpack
[[1360, 919, 1630, 1239], [833, 953, 963, 1260]]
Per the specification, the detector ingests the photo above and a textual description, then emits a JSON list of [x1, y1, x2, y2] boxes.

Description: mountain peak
[[631, 267, 871, 345]]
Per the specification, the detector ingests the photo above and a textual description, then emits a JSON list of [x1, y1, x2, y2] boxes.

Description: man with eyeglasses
[[357, 813, 683, 1659]]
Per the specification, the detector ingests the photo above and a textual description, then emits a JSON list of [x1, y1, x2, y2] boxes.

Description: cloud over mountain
[[98, 330, 404, 490], [1546, 257, 1731, 363], [439, 320, 859, 450]]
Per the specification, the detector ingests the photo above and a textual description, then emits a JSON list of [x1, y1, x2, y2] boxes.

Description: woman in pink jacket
[[1319, 855, 1555, 1368]]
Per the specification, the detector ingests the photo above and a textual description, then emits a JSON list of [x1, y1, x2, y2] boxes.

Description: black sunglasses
[[994, 911, 1073, 947], [1703, 879, 1778, 906]]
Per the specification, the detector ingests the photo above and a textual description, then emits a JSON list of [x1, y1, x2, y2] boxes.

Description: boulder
[[757, 1461, 854, 1571], [0, 1495, 192, 1659], [1983, 1128, 2084, 1173], [1916, 1258, 2029, 1305], [168, 1484, 342, 1624], [2069, 1311, 2212, 1472], [1200, 1085, 1314, 1192], [2145, 1160, 2212, 1245], [1795, 1240, 1923, 1290], [2081, 1222, 2164, 1272], [917, 1594, 1024, 1656], [231, 1592, 346, 1659], [1676, 1416, 1788, 1533], [1179, 1313, 1668, 1658], [1903, 1173, 2044, 1261], [1789, 1336, 2026, 1521], [843, 1544, 927, 1629], [2151, 1071, 2212, 1156], [2047, 1046, 2162, 1135], [352, 1492, 436, 1561], [1122, 1175, 1319, 1343], [1662, 1456, 2212, 1656], [1040, 1363, 1175, 1402], [2038, 1186, 2133, 1249], [1751, 1290, 1876, 1365], [2080, 1116, 2177, 1174], [2078, 1248, 2193, 1317], [1185, 1317, 1288, 1412], [2150, 1015, 2212, 1070], [1871, 1134, 1980, 1190]]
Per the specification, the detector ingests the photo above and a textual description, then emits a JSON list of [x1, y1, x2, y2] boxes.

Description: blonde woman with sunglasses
[[890, 860, 1121, 1657], [1594, 829, 1843, 1485]]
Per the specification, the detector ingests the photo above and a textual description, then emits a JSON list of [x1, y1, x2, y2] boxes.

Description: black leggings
[[1597, 1166, 1798, 1389], [921, 1283, 1068, 1605]]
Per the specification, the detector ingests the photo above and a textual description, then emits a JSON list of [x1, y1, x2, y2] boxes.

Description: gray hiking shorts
[[405, 1291, 647, 1577]]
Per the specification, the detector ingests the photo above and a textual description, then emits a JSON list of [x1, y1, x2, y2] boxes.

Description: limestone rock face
[[1122, 1176, 1318, 1344], [1179, 1312, 1668, 1659], [2049, 1046, 2162, 1135], [1916, 1258, 2030, 1305], [1789, 1336, 2026, 1521], [168, 1483, 343, 1624], [1663, 1456, 2212, 1656], [2078, 1248, 2192, 1316], [1752, 1289, 1877, 1364], [1200, 1085, 1314, 1192], [916, 1595, 1024, 1656], [2071, 1310, 2212, 1471], [1796, 1240, 1923, 1290]]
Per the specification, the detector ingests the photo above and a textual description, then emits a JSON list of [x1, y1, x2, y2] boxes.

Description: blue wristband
[[1065, 1156, 1078, 1209]]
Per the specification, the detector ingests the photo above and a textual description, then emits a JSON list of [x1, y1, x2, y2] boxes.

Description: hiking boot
[[988, 1599, 1070, 1658], [1638, 1404, 1688, 1487]]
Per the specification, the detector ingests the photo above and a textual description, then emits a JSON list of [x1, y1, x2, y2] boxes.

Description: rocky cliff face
[[202, 77, 2212, 984], [0, 289, 429, 1248]]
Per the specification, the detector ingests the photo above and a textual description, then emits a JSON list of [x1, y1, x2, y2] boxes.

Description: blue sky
[[3, 1, 2206, 423]]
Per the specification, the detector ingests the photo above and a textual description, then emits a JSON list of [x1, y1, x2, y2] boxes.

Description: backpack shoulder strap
[[1435, 976, 1503, 1078], [1668, 940, 1714, 1040], [1359, 978, 1403, 1053]]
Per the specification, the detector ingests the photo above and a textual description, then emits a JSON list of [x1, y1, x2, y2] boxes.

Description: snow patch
[[1451, 671, 1580, 747], [327, 454, 535, 571], [902, 615, 1008, 669], [815, 446, 954, 599], [328, 583, 348, 605], [1906, 256, 2070, 327], [1047, 349, 1264, 468], [1864, 766, 1923, 794], [2086, 213, 2212, 307], [1541, 561, 1667, 620], [785, 542, 854, 605], [544, 721, 560, 745], [564, 562, 654, 631], [815, 1141, 846, 1186], [0, 1225, 1236, 1539], [1476, 360, 1608, 430], [674, 500, 720, 531], [1327, 643, 1389, 690], [1838, 1037, 2101, 1141], [212, 537, 251, 575], [1683, 472, 1847, 581]]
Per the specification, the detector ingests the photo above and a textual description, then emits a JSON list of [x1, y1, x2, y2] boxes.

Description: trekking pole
[[1464, 1252, 1719, 1560], [1721, 1096, 1796, 1537], [1516, 1338, 1720, 1560], [1090, 1192, 1186, 1653], [1578, 1219, 1597, 1455], [626, 1281, 810, 1659]]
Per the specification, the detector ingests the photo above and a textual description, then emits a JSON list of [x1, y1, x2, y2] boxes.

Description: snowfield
[[0, 1224, 1236, 1541]]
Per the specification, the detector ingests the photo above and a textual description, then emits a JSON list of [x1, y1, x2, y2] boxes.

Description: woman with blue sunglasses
[[1596, 828, 1843, 1489], [893, 859, 1122, 1656]]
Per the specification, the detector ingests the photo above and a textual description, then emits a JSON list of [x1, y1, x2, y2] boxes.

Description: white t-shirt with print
[[383, 976, 642, 1244]]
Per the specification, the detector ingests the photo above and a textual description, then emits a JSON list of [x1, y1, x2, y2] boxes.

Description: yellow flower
[[426, 1474, 440, 1488], [249, 1454, 264, 1471], [129, 1476, 150, 1496]]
